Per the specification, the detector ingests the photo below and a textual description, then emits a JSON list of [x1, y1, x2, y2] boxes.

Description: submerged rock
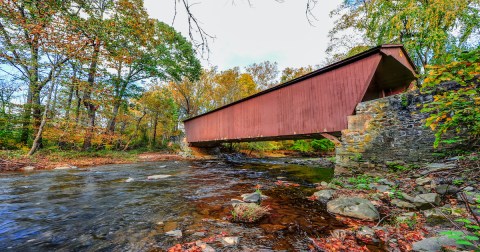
[[327, 197, 380, 221], [147, 174, 172, 180]]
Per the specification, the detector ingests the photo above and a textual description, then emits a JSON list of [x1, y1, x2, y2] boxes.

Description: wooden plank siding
[[184, 45, 417, 146]]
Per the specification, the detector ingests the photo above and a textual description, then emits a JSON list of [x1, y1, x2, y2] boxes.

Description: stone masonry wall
[[335, 83, 460, 170]]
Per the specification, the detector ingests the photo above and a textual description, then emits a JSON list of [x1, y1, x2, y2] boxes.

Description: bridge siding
[[184, 53, 383, 144]]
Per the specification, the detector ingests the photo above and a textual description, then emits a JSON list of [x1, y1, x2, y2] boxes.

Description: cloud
[[144, 0, 342, 70]]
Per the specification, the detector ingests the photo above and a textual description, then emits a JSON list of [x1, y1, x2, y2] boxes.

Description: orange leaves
[[274, 180, 300, 187], [310, 233, 369, 252]]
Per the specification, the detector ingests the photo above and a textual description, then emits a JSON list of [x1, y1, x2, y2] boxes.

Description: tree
[[245, 61, 279, 90], [0, 0, 86, 144], [421, 48, 480, 148], [329, 0, 480, 70], [105, 18, 201, 134], [280, 66, 315, 83], [212, 67, 258, 107], [140, 86, 179, 148], [169, 68, 216, 118]]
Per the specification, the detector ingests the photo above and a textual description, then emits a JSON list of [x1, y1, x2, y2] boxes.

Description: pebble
[[147, 175, 172, 180], [192, 232, 206, 237], [165, 230, 182, 238], [54, 165, 77, 170], [221, 236, 239, 246], [21, 166, 36, 171], [195, 241, 215, 252]]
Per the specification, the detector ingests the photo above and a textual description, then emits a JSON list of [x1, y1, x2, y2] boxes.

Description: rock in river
[[313, 190, 335, 203], [241, 192, 261, 203], [221, 236, 239, 246], [147, 175, 172, 180], [327, 197, 380, 221], [21, 166, 36, 171], [165, 230, 182, 238]]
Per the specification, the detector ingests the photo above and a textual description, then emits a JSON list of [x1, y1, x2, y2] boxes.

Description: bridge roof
[[184, 44, 416, 123]]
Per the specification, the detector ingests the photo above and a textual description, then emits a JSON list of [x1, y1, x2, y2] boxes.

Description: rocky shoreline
[[309, 154, 480, 251]]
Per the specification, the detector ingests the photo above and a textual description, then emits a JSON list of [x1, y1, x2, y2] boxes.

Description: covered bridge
[[184, 44, 417, 147]]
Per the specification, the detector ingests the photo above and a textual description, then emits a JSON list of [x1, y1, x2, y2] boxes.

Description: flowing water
[[0, 159, 344, 251]]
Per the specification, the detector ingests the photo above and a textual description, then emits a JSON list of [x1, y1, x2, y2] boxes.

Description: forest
[[0, 0, 479, 157]]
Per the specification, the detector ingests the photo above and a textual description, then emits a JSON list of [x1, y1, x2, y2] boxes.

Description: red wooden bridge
[[184, 45, 417, 147]]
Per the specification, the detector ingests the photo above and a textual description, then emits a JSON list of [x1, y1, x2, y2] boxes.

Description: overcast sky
[[144, 0, 343, 71]]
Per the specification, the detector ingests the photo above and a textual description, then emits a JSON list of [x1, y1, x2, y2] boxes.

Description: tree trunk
[[74, 86, 81, 125], [28, 76, 57, 155], [65, 84, 74, 120], [107, 99, 121, 133], [151, 112, 158, 148], [20, 87, 33, 143], [82, 39, 101, 150], [49, 79, 59, 118], [123, 110, 146, 151]]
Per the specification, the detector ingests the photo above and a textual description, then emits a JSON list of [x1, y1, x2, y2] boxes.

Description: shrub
[[230, 203, 271, 223], [311, 139, 335, 152], [421, 48, 480, 148], [290, 140, 313, 153]]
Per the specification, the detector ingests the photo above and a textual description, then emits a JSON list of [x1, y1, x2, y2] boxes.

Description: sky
[[144, 0, 343, 71]]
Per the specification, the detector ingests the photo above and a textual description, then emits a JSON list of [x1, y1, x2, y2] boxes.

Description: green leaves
[[421, 48, 480, 148], [330, 0, 480, 69]]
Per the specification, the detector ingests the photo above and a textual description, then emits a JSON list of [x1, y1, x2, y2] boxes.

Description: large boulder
[[327, 197, 380, 221]]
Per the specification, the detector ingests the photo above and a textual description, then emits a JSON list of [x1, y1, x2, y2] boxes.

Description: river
[[0, 158, 344, 251]]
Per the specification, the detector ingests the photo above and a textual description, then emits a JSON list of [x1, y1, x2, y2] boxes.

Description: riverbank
[[307, 152, 480, 251], [0, 150, 187, 172]]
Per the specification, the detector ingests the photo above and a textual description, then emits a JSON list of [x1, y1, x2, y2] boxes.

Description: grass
[[347, 174, 380, 190], [230, 203, 271, 223]]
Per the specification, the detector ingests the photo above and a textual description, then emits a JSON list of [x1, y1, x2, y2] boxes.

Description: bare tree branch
[[173, 0, 214, 57]]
